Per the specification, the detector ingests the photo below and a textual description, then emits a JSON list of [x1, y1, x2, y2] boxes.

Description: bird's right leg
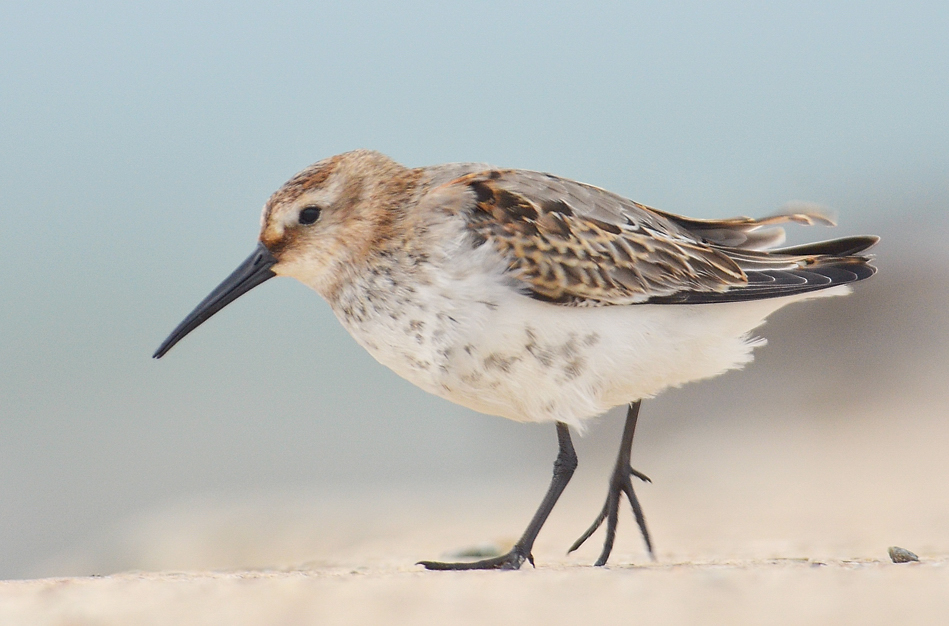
[[568, 400, 654, 565]]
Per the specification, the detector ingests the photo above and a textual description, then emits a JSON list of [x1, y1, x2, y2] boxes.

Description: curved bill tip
[[153, 243, 277, 359]]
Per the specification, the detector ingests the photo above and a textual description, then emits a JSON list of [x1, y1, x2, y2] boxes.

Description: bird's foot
[[568, 465, 653, 566], [629, 467, 652, 483], [418, 545, 533, 571]]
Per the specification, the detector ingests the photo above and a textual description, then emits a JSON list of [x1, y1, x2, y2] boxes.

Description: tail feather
[[652, 208, 836, 250], [771, 235, 880, 257], [648, 234, 877, 305]]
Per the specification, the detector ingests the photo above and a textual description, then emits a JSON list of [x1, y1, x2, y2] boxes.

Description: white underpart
[[315, 217, 850, 431]]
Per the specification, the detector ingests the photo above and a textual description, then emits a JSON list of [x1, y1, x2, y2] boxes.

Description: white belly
[[334, 271, 849, 429]]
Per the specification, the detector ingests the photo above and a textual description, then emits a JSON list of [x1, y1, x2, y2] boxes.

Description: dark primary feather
[[448, 169, 877, 306]]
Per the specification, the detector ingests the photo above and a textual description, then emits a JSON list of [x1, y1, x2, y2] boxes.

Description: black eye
[[299, 206, 322, 225]]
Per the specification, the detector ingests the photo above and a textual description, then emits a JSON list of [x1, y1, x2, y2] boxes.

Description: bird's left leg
[[568, 400, 654, 565], [419, 421, 577, 571]]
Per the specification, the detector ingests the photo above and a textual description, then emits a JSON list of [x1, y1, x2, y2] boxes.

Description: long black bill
[[153, 243, 278, 359]]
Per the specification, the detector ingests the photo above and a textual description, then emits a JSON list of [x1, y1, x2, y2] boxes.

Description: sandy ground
[[2, 391, 947, 626], [1, 559, 947, 626]]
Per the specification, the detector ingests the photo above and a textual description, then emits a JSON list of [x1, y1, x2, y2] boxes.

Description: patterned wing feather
[[443, 169, 877, 306]]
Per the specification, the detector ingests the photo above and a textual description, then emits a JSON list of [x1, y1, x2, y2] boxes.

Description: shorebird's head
[[153, 149, 412, 359], [259, 149, 412, 293]]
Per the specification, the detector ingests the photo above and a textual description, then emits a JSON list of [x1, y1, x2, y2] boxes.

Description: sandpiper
[[154, 150, 877, 570]]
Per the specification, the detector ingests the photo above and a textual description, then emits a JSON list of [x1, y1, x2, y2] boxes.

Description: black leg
[[568, 401, 654, 566], [419, 422, 578, 570]]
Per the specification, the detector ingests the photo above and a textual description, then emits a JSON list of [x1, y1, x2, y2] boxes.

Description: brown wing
[[441, 169, 877, 305]]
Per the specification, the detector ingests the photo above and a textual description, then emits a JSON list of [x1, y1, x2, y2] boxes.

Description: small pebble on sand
[[888, 546, 919, 563]]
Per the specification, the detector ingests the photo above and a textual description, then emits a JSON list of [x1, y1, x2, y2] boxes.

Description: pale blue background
[[1, 1, 947, 578]]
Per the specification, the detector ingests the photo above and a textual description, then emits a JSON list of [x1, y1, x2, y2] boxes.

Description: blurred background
[[1, 1, 947, 580]]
